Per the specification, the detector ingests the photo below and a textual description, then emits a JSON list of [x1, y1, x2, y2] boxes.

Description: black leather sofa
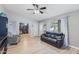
[[41, 31, 65, 48]]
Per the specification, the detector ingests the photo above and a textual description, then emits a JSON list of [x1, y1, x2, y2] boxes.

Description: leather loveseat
[[41, 31, 65, 48]]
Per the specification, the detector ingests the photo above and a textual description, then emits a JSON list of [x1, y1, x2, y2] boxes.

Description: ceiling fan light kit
[[34, 10, 40, 14]]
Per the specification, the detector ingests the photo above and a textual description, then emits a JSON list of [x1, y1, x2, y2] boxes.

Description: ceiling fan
[[26, 4, 46, 14]]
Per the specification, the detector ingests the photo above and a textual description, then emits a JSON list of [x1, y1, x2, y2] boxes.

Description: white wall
[[8, 21, 19, 35], [0, 5, 4, 12], [69, 11, 79, 48], [6, 12, 39, 36], [39, 22, 44, 36]]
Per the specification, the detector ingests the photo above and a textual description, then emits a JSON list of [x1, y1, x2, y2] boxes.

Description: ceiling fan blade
[[27, 9, 34, 10], [36, 4, 39, 8], [32, 4, 36, 6], [33, 4, 39, 8], [40, 11, 43, 14], [40, 7, 46, 10]]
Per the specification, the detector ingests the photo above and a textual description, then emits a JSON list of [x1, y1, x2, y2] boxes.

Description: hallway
[[7, 34, 79, 54]]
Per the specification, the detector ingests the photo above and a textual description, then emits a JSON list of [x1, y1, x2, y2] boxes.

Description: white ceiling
[[3, 4, 79, 21]]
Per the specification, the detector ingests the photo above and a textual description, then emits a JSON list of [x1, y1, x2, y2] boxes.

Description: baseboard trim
[[69, 45, 79, 49]]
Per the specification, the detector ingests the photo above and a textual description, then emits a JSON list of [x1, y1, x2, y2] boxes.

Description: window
[[49, 20, 59, 32]]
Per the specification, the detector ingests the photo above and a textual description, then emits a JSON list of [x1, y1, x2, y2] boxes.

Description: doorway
[[19, 23, 29, 34]]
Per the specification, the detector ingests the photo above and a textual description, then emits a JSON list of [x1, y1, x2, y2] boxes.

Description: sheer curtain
[[60, 16, 69, 48]]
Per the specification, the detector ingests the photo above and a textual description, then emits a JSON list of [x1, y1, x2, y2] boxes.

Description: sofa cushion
[[46, 31, 63, 36], [45, 34, 51, 37], [47, 38, 57, 42], [55, 36, 61, 39], [51, 35, 54, 37]]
